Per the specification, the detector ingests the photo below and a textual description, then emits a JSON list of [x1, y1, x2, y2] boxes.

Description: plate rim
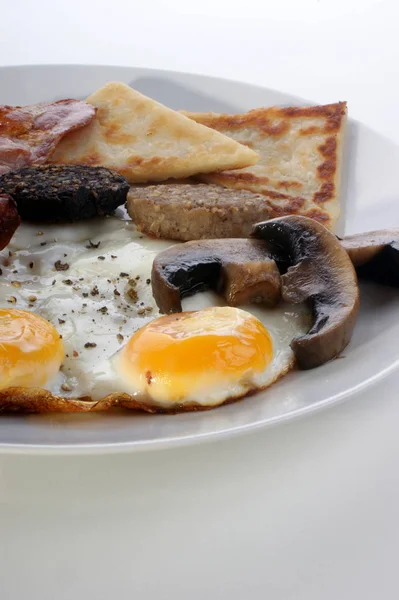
[[0, 61, 309, 98], [0, 362, 395, 455]]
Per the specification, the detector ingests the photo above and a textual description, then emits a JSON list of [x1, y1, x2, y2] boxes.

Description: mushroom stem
[[151, 239, 281, 314]]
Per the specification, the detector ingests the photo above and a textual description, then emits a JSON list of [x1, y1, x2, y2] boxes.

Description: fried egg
[[81, 291, 310, 407], [0, 308, 64, 389], [0, 209, 311, 409], [92, 305, 308, 408]]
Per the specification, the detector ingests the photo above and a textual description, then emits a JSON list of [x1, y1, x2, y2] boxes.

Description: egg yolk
[[0, 309, 64, 389], [118, 306, 273, 403]]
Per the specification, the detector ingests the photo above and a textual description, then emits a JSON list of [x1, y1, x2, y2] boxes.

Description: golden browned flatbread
[[182, 103, 347, 230], [50, 82, 258, 183]]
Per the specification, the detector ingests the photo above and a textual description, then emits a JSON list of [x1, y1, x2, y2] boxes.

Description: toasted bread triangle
[[50, 82, 258, 183], [182, 102, 347, 231]]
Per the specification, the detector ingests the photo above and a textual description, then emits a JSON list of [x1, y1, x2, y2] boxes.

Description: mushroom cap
[[151, 239, 281, 314], [341, 229, 399, 286], [252, 215, 360, 369]]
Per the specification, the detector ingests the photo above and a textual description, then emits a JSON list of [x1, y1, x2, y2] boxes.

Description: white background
[[1, 1, 399, 598]]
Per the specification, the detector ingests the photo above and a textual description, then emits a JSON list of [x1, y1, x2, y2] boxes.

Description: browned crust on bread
[[188, 102, 346, 135], [317, 136, 337, 179], [276, 180, 303, 190], [313, 182, 335, 204], [302, 207, 331, 224], [208, 171, 270, 186]]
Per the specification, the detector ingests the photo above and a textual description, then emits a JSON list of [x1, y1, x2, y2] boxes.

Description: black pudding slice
[[0, 165, 130, 223]]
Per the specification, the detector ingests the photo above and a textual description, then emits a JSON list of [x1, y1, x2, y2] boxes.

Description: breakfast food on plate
[[127, 182, 272, 241], [0, 81, 389, 415], [0, 214, 310, 412], [0, 300, 311, 413], [151, 238, 281, 313], [183, 102, 347, 231], [341, 228, 399, 286], [0, 165, 129, 222], [50, 82, 259, 183], [0, 193, 20, 250], [252, 216, 359, 369], [0, 99, 96, 175]]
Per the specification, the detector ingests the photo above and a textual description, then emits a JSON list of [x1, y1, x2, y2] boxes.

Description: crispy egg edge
[[0, 354, 295, 413]]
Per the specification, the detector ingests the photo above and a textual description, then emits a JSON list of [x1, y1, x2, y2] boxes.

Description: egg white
[[0, 210, 311, 406], [89, 294, 310, 407], [0, 212, 171, 396]]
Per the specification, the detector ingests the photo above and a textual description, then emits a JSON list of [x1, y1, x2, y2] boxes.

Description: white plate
[[0, 64, 398, 454]]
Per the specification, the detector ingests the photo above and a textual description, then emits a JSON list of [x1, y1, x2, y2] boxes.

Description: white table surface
[[1, 1, 399, 598]]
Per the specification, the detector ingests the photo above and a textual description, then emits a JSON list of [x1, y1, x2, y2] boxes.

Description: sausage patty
[[127, 183, 272, 241]]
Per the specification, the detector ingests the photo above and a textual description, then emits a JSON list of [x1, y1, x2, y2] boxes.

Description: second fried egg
[[91, 297, 310, 408]]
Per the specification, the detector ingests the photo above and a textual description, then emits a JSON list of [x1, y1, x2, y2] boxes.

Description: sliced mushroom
[[151, 239, 281, 314], [252, 216, 360, 369], [341, 229, 399, 286]]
